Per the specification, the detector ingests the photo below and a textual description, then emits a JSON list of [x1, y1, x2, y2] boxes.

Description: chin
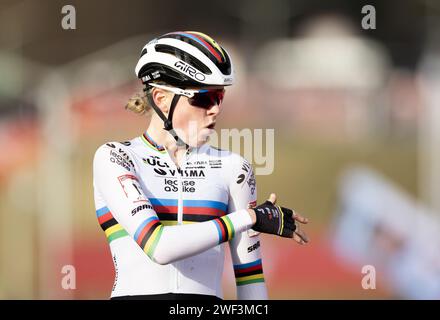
[[195, 135, 210, 147], [182, 136, 207, 148]]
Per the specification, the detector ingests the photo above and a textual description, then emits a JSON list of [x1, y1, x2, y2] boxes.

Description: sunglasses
[[149, 83, 225, 109]]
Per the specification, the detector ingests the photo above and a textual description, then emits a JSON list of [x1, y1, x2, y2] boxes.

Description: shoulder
[[93, 140, 137, 173], [94, 140, 135, 158]]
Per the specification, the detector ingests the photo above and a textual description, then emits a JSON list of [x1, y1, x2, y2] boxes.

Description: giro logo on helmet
[[174, 61, 206, 81]]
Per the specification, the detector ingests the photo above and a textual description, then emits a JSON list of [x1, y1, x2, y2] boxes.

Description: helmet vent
[[155, 44, 212, 75], [140, 48, 148, 57]]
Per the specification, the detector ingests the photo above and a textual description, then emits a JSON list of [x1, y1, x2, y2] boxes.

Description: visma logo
[[236, 174, 245, 184], [154, 167, 205, 178], [154, 168, 167, 176]]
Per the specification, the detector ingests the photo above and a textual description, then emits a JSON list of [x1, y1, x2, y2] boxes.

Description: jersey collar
[[141, 131, 210, 156], [141, 131, 167, 153]]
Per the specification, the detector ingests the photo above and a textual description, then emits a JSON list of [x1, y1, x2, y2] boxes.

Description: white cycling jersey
[[93, 132, 268, 299]]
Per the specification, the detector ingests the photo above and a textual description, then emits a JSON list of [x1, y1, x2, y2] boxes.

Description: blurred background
[[1, 0, 439, 299]]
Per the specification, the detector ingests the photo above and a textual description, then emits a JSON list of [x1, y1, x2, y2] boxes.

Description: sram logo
[[247, 241, 260, 253], [174, 61, 206, 81], [131, 204, 153, 216]]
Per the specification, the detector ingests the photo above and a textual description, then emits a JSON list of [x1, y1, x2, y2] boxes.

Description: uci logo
[[143, 156, 169, 168], [174, 61, 206, 81]]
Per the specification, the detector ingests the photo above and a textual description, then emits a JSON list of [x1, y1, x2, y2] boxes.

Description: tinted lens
[[188, 89, 225, 109]]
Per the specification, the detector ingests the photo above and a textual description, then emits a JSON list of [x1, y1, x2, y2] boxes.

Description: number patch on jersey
[[118, 174, 148, 203]]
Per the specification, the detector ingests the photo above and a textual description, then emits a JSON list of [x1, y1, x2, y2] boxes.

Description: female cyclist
[[93, 31, 309, 300]]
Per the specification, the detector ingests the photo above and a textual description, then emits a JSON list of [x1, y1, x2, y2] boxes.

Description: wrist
[[247, 208, 257, 225]]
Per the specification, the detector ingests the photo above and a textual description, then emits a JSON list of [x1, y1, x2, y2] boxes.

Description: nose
[[207, 103, 220, 115]]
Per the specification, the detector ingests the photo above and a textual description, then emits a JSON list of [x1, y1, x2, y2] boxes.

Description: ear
[[151, 88, 170, 113]]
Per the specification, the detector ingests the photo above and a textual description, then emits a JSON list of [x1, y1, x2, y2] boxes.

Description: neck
[[146, 115, 188, 163]]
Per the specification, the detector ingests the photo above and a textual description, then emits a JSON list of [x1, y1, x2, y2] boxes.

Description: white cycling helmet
[[135, 31, 234, 87]]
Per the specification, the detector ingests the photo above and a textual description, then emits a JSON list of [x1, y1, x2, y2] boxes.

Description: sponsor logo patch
[[117, 174, 147, 203]]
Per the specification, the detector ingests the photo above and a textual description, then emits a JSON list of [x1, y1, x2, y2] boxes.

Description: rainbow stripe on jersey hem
[[233, 259, 265, 286]]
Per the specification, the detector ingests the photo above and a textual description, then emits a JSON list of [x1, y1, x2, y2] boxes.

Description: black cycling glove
[[252, 201, 296, 238]]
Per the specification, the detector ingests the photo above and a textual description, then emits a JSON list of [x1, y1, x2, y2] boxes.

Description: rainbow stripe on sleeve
[[212, 215, 235, 244], [233, 259, 265, 286], [96, 206, 164, 260], [96, 207, 129, 243], [134, 216, 164, 259]]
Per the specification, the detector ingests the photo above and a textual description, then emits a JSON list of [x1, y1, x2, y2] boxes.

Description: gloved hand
[[250, 193, 309, 244]]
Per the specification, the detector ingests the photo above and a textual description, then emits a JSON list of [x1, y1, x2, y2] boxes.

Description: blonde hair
[[125, 90, 152, 115], [125, 82, 172, 115]]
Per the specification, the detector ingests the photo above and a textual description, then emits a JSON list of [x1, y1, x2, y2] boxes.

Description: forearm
[[247, 208, 257, 224], [152, 209, 253, 265], [98, 195, 254, 265]]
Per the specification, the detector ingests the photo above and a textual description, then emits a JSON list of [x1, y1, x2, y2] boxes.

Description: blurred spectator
[[332, 166, 440, 299]]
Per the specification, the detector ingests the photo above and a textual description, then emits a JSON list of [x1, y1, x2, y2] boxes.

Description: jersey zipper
[[167, 148, 192, 292], [176, 148, 193, 290]]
